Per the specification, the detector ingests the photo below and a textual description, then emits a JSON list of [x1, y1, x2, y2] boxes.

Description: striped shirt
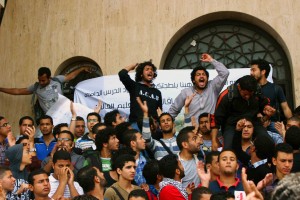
[[75, 133, 96, 151]]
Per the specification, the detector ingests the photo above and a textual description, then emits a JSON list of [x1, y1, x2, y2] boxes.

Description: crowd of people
[[0, 53, 300, 200]]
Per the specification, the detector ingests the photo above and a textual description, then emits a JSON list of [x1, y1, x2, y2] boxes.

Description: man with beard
[[119, 61, 162, 131], [28, 169, 51, 200], [198, 113, 222, 154], [158, 154, 188, 200], [35, 115, 56, 161], [137, 95, 192, 160], [77, 166, 106, 200], [205, 149, 244, 195], [250, 59, 292, 125], [169, 53, 229, 121], [177, 126, 203, 188]]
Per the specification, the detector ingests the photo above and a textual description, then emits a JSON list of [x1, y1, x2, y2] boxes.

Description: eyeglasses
[[57, 138, 72, 142], [0, 122, 10, 128], [87, 119, 98, 123]]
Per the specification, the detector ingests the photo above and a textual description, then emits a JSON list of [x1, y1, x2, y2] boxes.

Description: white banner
[[74, 68, 271, 119]]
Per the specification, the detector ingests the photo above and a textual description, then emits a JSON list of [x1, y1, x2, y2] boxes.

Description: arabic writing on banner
[[74, 68, 268, 119]]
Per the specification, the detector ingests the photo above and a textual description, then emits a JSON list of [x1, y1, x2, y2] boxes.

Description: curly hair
[[135, 61, 157, 82]]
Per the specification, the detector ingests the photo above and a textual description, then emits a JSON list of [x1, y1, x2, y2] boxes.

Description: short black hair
[[191, 187, 212, 200], [159, 154, 179, 179], [210, 191, 234, 200], [238, 75, 257, 92], [114, 154, 136, 172], [72, 195, 99, 200], [253, 134, 275, 160], [53, 123, 68, 137], [250, 59, 271, 78], [111, 147, 136, 171], [115, 122, 132, 145], [191, 66, 209, 84], [218, 149, 237, 162], [135, 61, 157, 82], [0, 166, 11, 179], [92, 122, 106, 134], [285, 126, 300, 150], [28, 169, 48, 185], [142, 160, 160, 185], [274, 143, 293, 158], [87, 112, 101, 123], [16, 135, 29, 144], [104, 110, 120, 127], [198, 112, 209, 123], [77, 166, 97, 193], [38, 115, 53, 126], [95, 127, 117, 151], [76, 116, 85, 122], [205, 151, 220, 165], [52, 150, 71, 164], [19, 116, 34, 126], [58, 130, 74, 142], [176, 126, 195, 150], [158, 112, 174, 124], [122, 129, 139, 148], [128, 189, 149, 200], [38, 67, 51, 78]]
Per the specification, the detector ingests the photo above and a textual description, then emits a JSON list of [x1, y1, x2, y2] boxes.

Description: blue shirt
[[35, 137, 56, 161], [135, 153, 147, 186]]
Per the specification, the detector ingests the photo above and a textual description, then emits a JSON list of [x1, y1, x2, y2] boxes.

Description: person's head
[[285, 126, 300, 150], [16, 135, 30, 145], [52, 123, 69, 138], [237, 75, 257, 100], [272, 143, 293, 177], [115, 122, 132, 145], [52, 150, 71, 177], [57, 130, 74, 152], [286, 116, 300, 130], [92, 123, 106, 135], [210, 191, 235, 200], [177, 126, 202, 154], [218, 149, 239, 176], [114, 154, 136, 181], [142, 159, 162, 185], [28, 169, 50, 198], [95, 127, 119, 152], [38, 115, 54, 136], [198, 113, 211, 135], [250, 59, 271, 81], [87, 112, 101, 132], [72, 195, 99, 200], [122, 129, 146, 152], [191, 66, 209, 90], [5, 143, 32, 172], [0, 166, 16, 193], [38, 67, 51, 87], [241, 118, 254, 140], [191, 187, 212, 200], [293, 106, 300, 118], [159, 154, 184, 180], [18, 116, 34, 135], [77, 166, 106, 194], [135, 61, 157, 83], [111, 148, 136, 171], [251, 134, 275, 161], [75, 116, 86, 139], [104, 110, 125, 127], [0, 116, 11, 138], [271, 172, 300, 200], [128, 189, 149, 200], [158, 113, 174, 134], [205, 151, 220, 177]]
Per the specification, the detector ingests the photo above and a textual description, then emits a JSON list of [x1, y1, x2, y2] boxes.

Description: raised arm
[[64, 66, 91, 82], [0, 87, 32, 95]]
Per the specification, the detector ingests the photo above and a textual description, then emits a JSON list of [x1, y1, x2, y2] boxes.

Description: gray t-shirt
[[27, 75, 65, 112], [178, 154, 200, 189]]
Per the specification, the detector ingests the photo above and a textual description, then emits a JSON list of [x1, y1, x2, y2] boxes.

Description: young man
[[104, 110, 126, 127], [42, 130, 85, 176], [5, 143, 32, 199], [76, 112, 101, 151], [74, 116, 86, 141], [77, 166, 106, 200], [0, 66, 90, 113], [0, 166, 16, 198], [84, 127, 119, 172], [211, 75, 275, 149], [205, 151, 220, 182], [49, 150, 83, 198], [285, 126, 300, 172], [191, 187, 212, 200], [18, 116, 34, 137], [35, 115, 56, 161], [158, 154, 188, 200], [104, 154, 140, 200], [119, 61, 162, 131], [0, 116, 11, 166], [137, 95, 192, 160], [123, 129, 147, 186], [128, 189, 149, 200], [250, 59, 292, 123], [28, 169, 51, 200], [176, 126, 202, 188], [204, 150, 244, 195], [142, 160, 162, 199], [169, 53, 229, 120]]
